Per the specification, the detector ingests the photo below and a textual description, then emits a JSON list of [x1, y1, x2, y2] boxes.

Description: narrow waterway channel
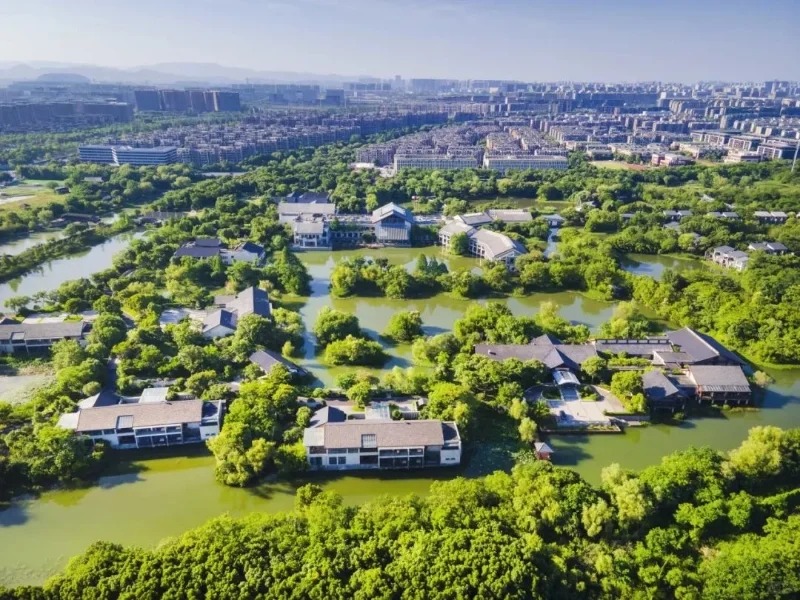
[[1, 246, 799, 587]]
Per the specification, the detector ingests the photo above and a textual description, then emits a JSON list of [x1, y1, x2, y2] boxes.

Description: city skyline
[[1, 0, 799, 82]]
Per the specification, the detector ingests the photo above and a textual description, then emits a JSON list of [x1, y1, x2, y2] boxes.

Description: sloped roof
[[487, 209, 532, 223], [474, 342, 596, 370], [249, 349, 305, 374], [74, 400, 204, 432], [174, 245, 221, 259], [371, 202, 412, 224], [235, 241, 265, 255], [470, 229, 526, 260], [298, 191, 331, 204], [642, 370, 682, 401], [688, 365, 750, 392], [309, 420, 448, 450], [308, 406, 347, 428], [226, 286, 271, 318], [456, 212, 492, 227], [0, 321, 85, 342], [439, 221, 475, 236], [195, 238, 222, 247], [203, 309, 236, 331], [666, 327, 743, 365]]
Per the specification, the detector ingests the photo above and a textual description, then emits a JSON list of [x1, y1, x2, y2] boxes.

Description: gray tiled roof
[[298, 192, 331, 204], [312, 420, 448, 449], [235, 241, 265, 255], [594, 339, 670, 356], [457, 212, 493, 226], [203, 309, 236, 331], [226, 286, 271, 318], [249, 349, 305, 374], [642, 370, 682, 401], [371, 202, 412, 224], [471, 229, 526, 260], [688, 365, 750, 392], [308, 406, 347, 428], [666, 327, 743, 365], [0, 321, 85, 342], [439, 221, 475, 236], [174, 246, 221, 259], [75, 400, 204, 431], [475, 342, 597, 370], [487, 209, 532, 223]]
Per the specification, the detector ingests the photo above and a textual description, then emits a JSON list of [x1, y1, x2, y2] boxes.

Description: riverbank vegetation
[[3, 426, 799, 598]]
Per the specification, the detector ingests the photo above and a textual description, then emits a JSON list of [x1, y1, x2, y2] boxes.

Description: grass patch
[[0, 184, 62, 214], [0, 373, 55, 405]]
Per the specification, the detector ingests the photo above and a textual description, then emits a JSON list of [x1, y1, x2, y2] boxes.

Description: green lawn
[[0, 183, 62, 214]]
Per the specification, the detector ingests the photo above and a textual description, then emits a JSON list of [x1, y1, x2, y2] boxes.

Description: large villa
[[303, 404, 462, 470], [58, 387, 223, 450], [476, 326, 752, 408]]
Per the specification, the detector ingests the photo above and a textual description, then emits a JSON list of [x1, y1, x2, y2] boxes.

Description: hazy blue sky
[[1, 0, 798, 81]]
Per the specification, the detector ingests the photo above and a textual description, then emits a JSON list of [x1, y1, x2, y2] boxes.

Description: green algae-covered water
[[2, 247, 799, 587]]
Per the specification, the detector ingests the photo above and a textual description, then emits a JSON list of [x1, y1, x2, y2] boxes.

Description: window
[[361, 434, 377, 449]]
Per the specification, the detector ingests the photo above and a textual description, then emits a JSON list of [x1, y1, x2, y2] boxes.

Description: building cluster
[[357, 122, 569, 173], [476, 326, 753, 409], [78, 110, 449, 167], [133, 89, 241, 113], [438, 209, 531, 268], [277, 193, 416, 248], [173, 237, 265, 265], [202, 286, 272, 339], [0, 100, 133, 132], [707, 241, 790, 271]]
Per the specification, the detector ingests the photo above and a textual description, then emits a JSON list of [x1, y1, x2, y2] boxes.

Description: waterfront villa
[[303, 405, 461, 470], [282, 200, 416, 249], [249, 349, 307, 377], [707, 246, 750, 271], [203, 286, 272, 338], [0, 320, 87, 354], [747, 241, 789, 255], [57, 387, 223, 449], [173, 238, 265, 264], [438, 221, 526, 268], [475, 327, 752, 406]]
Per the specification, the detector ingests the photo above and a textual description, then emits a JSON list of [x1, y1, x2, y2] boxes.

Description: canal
[[1, 246, 799, 587]]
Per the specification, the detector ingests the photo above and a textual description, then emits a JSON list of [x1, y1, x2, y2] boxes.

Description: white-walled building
[[483, 155, 569, 173], [303, 406, 461, 470], [58, 388, 223, 449], [438, 220, 526, 268]]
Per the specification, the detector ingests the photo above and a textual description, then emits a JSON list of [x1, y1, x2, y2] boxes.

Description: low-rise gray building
[[0, 321, 86, 354]]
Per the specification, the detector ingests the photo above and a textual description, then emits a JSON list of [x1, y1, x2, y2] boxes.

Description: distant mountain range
[[0, 61, 376, 86]]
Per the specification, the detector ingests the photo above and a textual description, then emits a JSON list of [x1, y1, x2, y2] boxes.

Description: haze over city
[[1, 0, 799, 82]]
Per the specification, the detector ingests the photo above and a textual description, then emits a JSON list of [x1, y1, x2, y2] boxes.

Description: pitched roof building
[[202, 286, 271, 338], [303, 407, 461, 470]]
